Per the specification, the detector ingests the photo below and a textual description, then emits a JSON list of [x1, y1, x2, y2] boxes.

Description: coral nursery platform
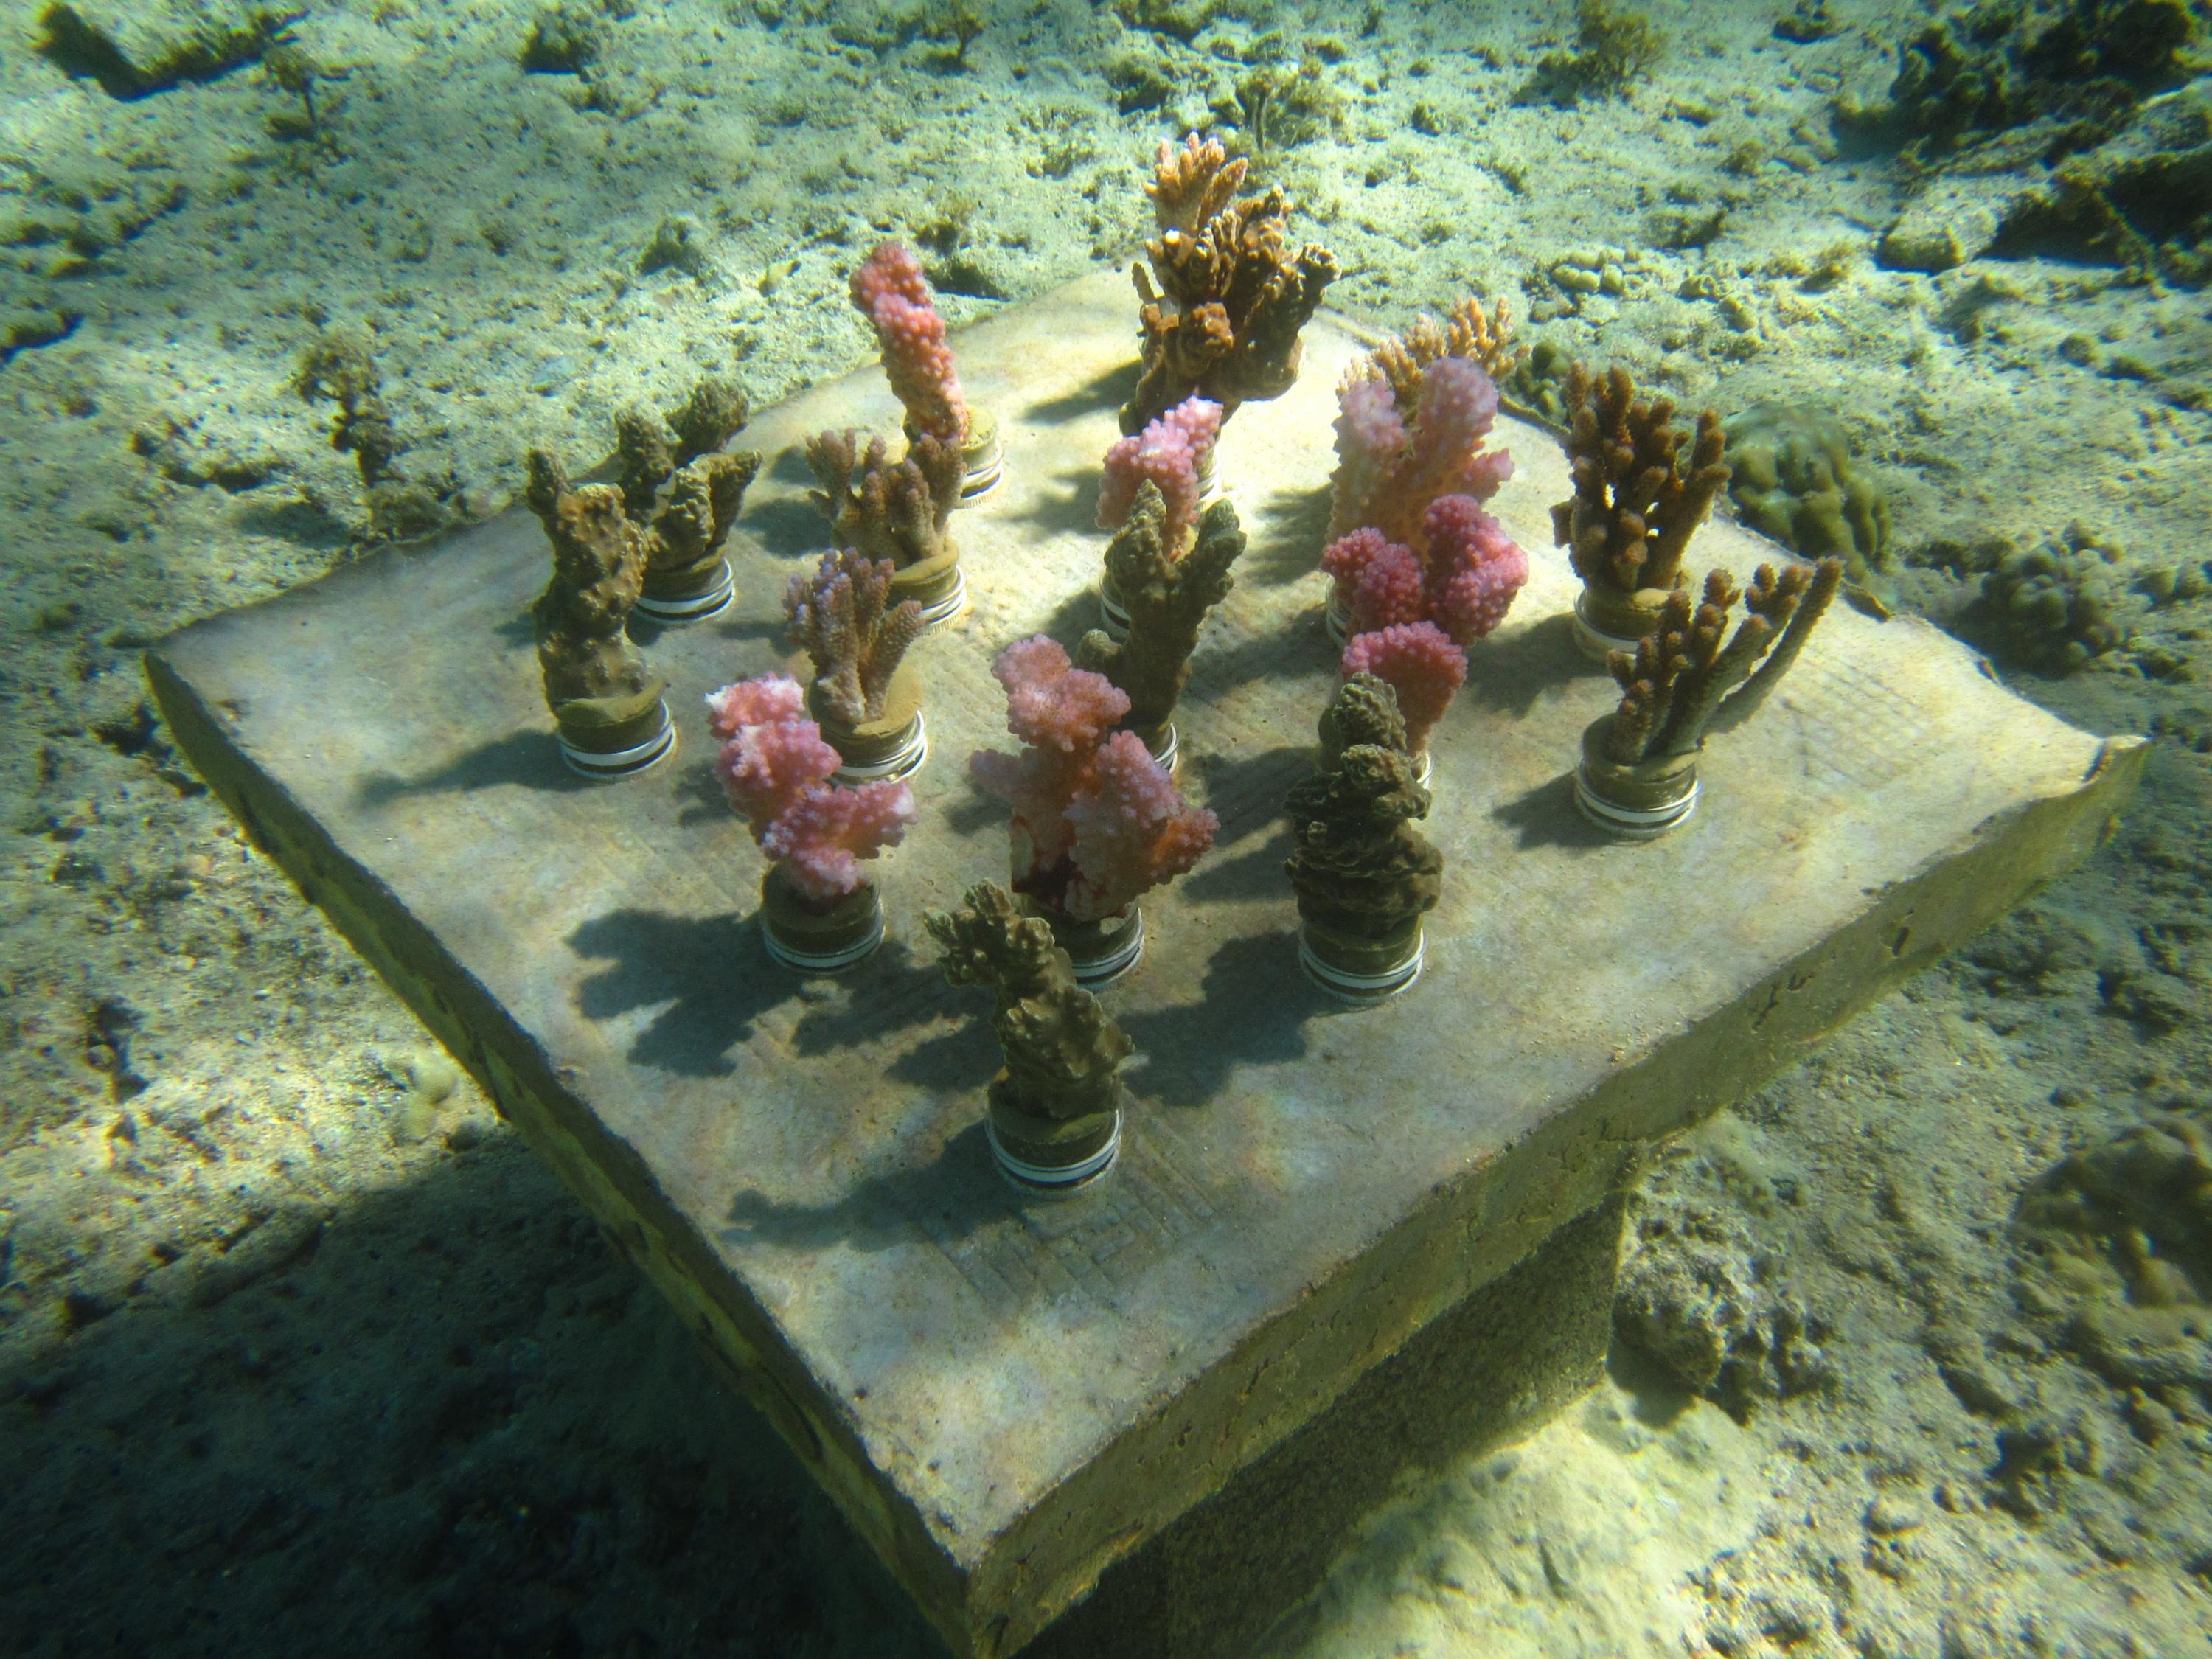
[[148, 270, 2141, 1658]]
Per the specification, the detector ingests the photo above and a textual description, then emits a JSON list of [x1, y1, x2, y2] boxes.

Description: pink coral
[[1327, 358, 1514, 552], [704, 675, 806, 741], [1097, 394, 1222, 554], [708, 673, 916, 900], [1321, 527, 1426, 635], [1421, 494, 1529, 645], [970, 636, 1214, 922], [850, 242, 967, 444], [1340, 622, 1468, 755]]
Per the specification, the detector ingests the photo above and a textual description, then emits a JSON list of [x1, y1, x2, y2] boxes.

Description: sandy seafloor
[[1, 0, 2209, 1654]]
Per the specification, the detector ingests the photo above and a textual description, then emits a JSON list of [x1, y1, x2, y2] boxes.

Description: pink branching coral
[[708, 674, 917, 902], [1323, 496, 1528, 646], [1422, 494, 1529, 644], [970, 637, 1217, 921], [849, 241, 967, 444], [784, 549, 925, 726], [1340, 622, 1468, 755], [1097, 394, 1222, 554], [1327, 356, 1514, 552]]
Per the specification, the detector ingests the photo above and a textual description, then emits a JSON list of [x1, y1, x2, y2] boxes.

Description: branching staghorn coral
[[1077, 484, 1245, 739], [611, 378, 759, 596], [971, 637, 1217, 922], [1323, 494, 1529, 644], [1552, 362, 1731, 598], [1097, 394, 1221, 553], [1286, 678, 1444, 945], [1328, 355, 1516, 551], [807, 428, 963, 573], [1604, 558, 1844, 765], [525, 451, 661, 726], [1340, 621, 1467, 757], [1122, 133, 1340, 434], [849, 240, 968, 443], [1346, 295, 1527, 413], [784, 550, 925, 727], [926, 881, 1133, 1123]]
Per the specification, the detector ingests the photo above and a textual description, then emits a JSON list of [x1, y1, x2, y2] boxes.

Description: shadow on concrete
[[1181, 743, 1306, 846], [1023, 358, 1136, 425], [1489, 770, 1612, 852], [1121, 929, 1315, 1105], [355, 728, 593, 805], [720, 1119, 1011, 1256], [1004, 462, 1105, 540], [1180, 824, 1295, 904], [569, 907, 799, 1077], [1245, 481, 1333, 587], [1466, 610, 1587, 716]]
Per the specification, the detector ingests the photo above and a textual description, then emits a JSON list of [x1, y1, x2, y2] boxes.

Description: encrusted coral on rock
[[807, 428, 963, 594], [1077, 483, 1245, 740], [971, 636, 1217, 922], [706, 674, 916, 902], [1285, 677, 1444, 945], [925, 881, 1133, 1123], [849, 240, 968, 443], [1604, 559, 1843, 765], [1722, 402, 1891, 579], [1327, 355, 1516, 552], [610, 378, 760, 598], [784, 550, 925, 728], [1121, 133, 1340, 434], [1981, 524, 2135, 672], [1340, 622, 1468, 756], [1097, 394, 1222, 553], [525, 451, 662, 731]]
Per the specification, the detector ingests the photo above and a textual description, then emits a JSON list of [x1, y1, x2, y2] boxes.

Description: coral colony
[[509, 133, 1845, 1187], [970, 637, 1217, 986], [706, 675, 917, 970], [849, 239, 1001, 498]]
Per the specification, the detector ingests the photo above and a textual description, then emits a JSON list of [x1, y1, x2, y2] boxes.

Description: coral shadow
[[1244, 481, 1333, 587], [1024, 358, 1138, 426], [1181, 745, 1307, 847], [741, 491, 827, 557], [1180, 824, 1294, 903], [355, 728, 594, 806], [1489, 771, 1612, 852], [720, 1120, 1012, 1255], [1121, 928, 1316, 1107], [570, 907, 799, 1078], [1464, 611, 1585, 716], [1005, 464, 1104, 539]]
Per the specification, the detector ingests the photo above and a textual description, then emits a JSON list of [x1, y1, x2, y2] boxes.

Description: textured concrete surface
[[147, 271, 2143, 1657]]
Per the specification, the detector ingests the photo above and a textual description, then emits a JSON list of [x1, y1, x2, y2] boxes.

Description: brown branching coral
[[926, 881, 1133, 1123], [610, 379, 759, 597], [1121, 133, 1340, 434], [1346, 295, 1527, 409], [1605, 557, 1844, 765], [784, 550, 925, 727], [1076, 484, 1245, 740], [806, 429, 963, 574], [1552, 362, 1731, 598], [1285, 677, 1444, 945], [524, 451, 662, 726]]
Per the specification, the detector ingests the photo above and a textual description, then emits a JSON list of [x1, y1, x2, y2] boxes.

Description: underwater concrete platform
[[147, 269, 2142, 1658]]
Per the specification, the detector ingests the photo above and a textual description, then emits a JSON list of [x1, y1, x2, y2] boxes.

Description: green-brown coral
[[1553, 361, 1731, 599], [806, 428, 963, 572], [525, 451, 662, 726], [1722, 402, 1891, 579], [926, 882, 1133, 1122], [610, 378, 759, 591], [1285, 678, 1443, 945], [1521, 0, 1665, 105], [1605, 558, 1843, 765], [1076, 484, 1245, 738]]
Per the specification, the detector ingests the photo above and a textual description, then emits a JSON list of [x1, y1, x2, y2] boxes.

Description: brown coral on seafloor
[[1552, 362, 1731, 599], [524, 451, 663, 720], [925, 881, 1133, 1123], [1605, 556, 1844, 765], [784, 549, 925, 726], [611, 379, 760, 588], [1345, 294, 1527, 410], [805, 428, 963, 572], [1285, 678, 1444, 943], [1121, 132, 1340, 434], [1076, 484, 1245, 737]]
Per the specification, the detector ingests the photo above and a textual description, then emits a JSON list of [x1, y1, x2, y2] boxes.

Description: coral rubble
[[971, 636, 1217, 922], [926, 880, 1132, 1124], [1077, 484, 1245, 744], [849, 240, 968, 443], [1097, 394, 1222, 553], [1552, 362, 1731, 602], [524, 451, 663, 744], [1121, 133, 1339, 434], [1603, 560, 1844, 766], [705, 674, 916, 902], [783, 549, 926, 728], [1285, 677, 1444, 949]]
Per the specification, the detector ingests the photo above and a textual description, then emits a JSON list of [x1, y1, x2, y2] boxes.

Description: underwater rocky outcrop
[[1722, 402, 1892, 580]]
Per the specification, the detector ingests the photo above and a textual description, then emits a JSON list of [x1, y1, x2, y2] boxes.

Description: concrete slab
[[147, 268, 2143, 1658]]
